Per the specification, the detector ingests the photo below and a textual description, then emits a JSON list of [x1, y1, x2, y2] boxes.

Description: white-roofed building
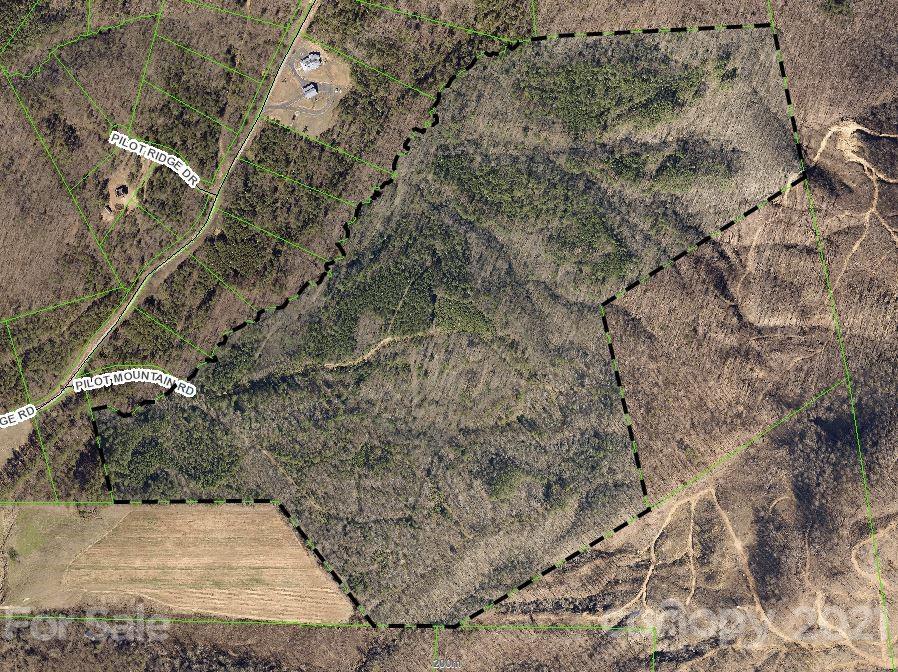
[[300, 52, 322, 72]]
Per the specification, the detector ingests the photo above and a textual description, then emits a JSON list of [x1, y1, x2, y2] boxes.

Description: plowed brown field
[[63, 506, 353, 622]]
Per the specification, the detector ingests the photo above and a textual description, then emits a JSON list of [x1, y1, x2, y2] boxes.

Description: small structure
[[302, 82, 319, 99], [300, 52, 321, 72], [115, 184, 129, 198], [103, 204, 114, 216]]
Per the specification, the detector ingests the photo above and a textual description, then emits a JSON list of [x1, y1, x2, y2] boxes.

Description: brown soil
[[0, 505, 353, 623], [0, 421, 32, 473], [264, 37, 352, 137]]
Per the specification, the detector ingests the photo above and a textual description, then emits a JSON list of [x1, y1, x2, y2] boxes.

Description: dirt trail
[[812, 121, 898, 293], [34, 2, 324, 413]]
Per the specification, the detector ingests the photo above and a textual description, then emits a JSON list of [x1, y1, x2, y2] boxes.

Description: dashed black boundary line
[[458, 174, 807, 625], [462, 505, 655, 624], [598, 174, 806, 311], [528, 22, 770, 42], [768, 11, 806, 170], [80, 22, 797, 630], [580, 12, 808, 499], [97, 217, 351, 420], [77, 494, 379, 627], [83, 43, 510, 629], [274, 501, 378, 627], [458, 15, 813, 623], [592, 173, 808, 505], [599, 308, 648, 502], [766, 6, 898, 664]]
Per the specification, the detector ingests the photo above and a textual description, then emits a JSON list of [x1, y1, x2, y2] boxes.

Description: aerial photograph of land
[[0, 0, 894, 669]]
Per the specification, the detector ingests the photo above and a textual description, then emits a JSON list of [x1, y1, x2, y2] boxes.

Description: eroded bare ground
[[481, 383, 897, 670], [811, 120, 898, 660], [472, 87, 898, 668], [606, 186, 842, 497]]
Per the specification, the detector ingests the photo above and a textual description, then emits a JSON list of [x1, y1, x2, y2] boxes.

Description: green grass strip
[[101, 164, 159, 245], [156, 33, 262, 82], [128, 0, 165, 132], [2, 69, 123, 286], [649, 377, 845, 511], [178, 0, 288, 28], [238, 156, 355, 205], [803, 180, 897, 670], [303, 34, 436, 100], [53, 52, 115, 131], [219, 209, 327, 261], [267, 118, 392, 174], [5, 324, 59, 501], [86, 0, 91, 32], [190, 254, 259, 310], [650, 628, 657, 672], [0, 0, 42, 56], [530, 0, 538, 35], [208, 0, 307, 184], [144, 79, 237, 132], [354, 0, 515, 43], [2, 286, 122, 324], [134, 307, 211, 357]]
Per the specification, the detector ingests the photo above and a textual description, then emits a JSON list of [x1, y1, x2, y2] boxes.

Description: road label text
[[71, 368, 197, 398], [109, 131, 200, 188], [0, 404, 36, 429]]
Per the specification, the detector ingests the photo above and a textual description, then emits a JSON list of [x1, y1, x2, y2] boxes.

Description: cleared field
[[265, 36, 353, 137], [0, 505, 353, 623], [65, 506, 353, 622], [0, 420, 31, 470]]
